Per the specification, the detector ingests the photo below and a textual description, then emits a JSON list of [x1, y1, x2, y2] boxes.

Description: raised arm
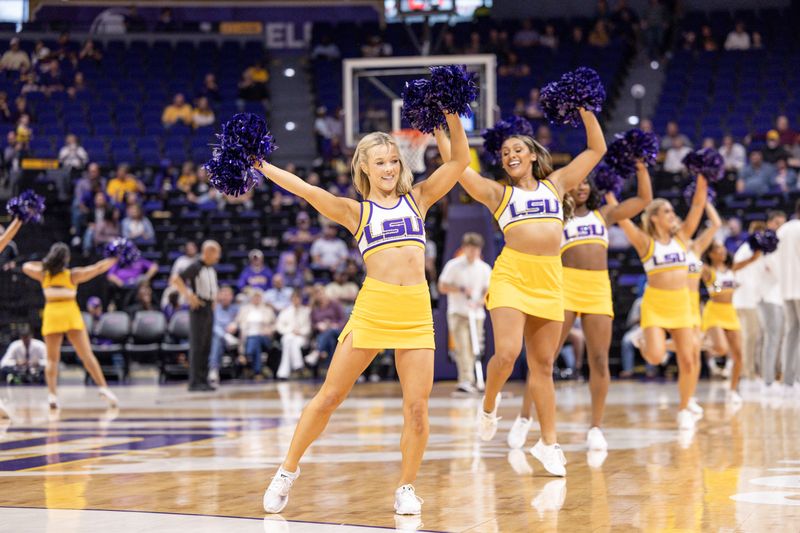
[[691, 202, 722, 256], [254, 162, 361, 234], [676, 175, 708, 242], [605, 192, 651, 257], [433, 128, 504, 210], [732, 249, 762, 271], [411, 112, 471, 216], [0, 218, 22, 253], [601, 160, 653, 225], [22, 261, 44, 282], [71, 257, 117, 284], [549, 109, 607, 195]]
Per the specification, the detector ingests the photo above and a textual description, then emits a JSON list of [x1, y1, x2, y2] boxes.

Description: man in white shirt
[[276, 290, 311, 379], [733, 222, 764, 384], [438, 233, 492, 394], [1, 326, 46, 384], [719, 134, 746, 174], [310, 225, 349, 273], [662, 137, 693, 174], [776, 201, 800, 389], [724, 22, 751, 51], [0, 38, 30, 72], [759, 211, 787, 389]]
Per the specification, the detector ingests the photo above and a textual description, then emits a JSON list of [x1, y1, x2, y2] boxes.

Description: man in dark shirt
[[170, 240, 221, 391]]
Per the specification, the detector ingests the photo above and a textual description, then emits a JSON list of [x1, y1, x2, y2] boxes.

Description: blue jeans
[[316, 328, 341, 360], [245, 335, 271, 374], [208, 326, 225, 371]]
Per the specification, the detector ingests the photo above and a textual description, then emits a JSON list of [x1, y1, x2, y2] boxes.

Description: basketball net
[[393, 129, 431, 174]]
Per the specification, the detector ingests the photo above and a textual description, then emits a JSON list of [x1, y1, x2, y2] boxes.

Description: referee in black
[[170, 240, 221, 391]]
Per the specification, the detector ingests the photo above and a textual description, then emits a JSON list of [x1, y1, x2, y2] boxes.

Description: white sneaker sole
[[263, 496, 289, 514]]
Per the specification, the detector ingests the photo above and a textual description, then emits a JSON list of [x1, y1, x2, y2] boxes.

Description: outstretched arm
[[601, 160, 653, 225], [411, 112, 470, 216], [433, 128, 504, 211], [22, 261, 44, 282], [254, 162, 361, 234], [605, 192, 650, 257], [0, 218, 21, 254], [691, 203, 722, 256], [71, 258, 117, 284], [549, 109, 607, 195], [676, 174, 708, 242], [732, 249, 762, 271]]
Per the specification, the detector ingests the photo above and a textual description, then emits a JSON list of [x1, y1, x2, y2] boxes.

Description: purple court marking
[[0, 506, 452, 533]]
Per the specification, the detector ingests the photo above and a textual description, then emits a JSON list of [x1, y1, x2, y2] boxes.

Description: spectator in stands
[[58, 134, 89, 174], [310, 224, 349, 274], [237, 61, 270, 106], [155, 8, 177, 32], [724, 21, 751, 51], [265, 273, 293, 312], [438, 31, 461, 55], [87, 296, 104, 325], [775, 115, 798, 147], [32, 41, 51, 68], [78, 40, 102, 65], [465, 31, 482, 55], [191, 96, 215, 129], [15, 114, 31, 150], [121, 204, 155, 243], [238, 249, 273, 294], [53, 31, 76, 64], [361, 35, 393, 57], [283, 211, 319, 248], [723, 218, 747, 255], [314, 106, 335, 159], [738, 150, 776, 194], [539, 24, 559, 50], [498, 52, 530, 77], [0, 92, 11, 123], [2, 131, 24, 194], [483, 28, 508, 58], [512, 98, 526, 117], [125, 284, 157, 316], [177, 161, 198, 192], [67, 72, 87, 99], [234, 289, 276, 379], [763, 130, 791, 165], [71, 163, 105, 236], [1, 325, 46, 384], [161, 93, 193, 128], [275, 289, 311, 379], [513, 18, 539, 48], [702, 137, 716, 150], [700, 25, 718, 52], [639, 118, 654, 134], [10, 96, 31, 125], [773, 159, 797, 192], [680, 30, 697, 51], [207, 285, 239, 384], [325, 268, 358, 310], [535, 124, 556, 151], [186, 166, 217, 208], [752, 32, 764, 49], [588, 20, 611, 48], [83, 191, 120, 254], [720, 134, 746, 174], [40, 59, 66, 94], [305, 283, 345, 367], [198, 73, 221, 103], [663, 136, 692, 174], [107, 163, 144, 203], [660, 121, 692, 150], [0, 38, 30, 72], [278, 252, 309, 288], [642, 0, 665, 59], [162, 287, 183, 322], [525, 88, 544, 120], [328, 172, 355, 199], [107, 255, 157, 309], [311, 35, 341, 60]]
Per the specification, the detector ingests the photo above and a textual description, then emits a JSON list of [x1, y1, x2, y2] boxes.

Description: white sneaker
[[507, 416, 532, 449], [263, 467, 299, 514], [98, 387, 118, 408], [507, 449, 533, 475], [586, 427, 608, 451], [677, 409, 696, 431], [687, 397, 704, 417], [304, 350, 320, 366], [208, 369, 220, 386], [48, 393, 59, 410], [586, 450, 608, 469], [767, 382, 782, 396], [530, 439, 567, 477], [478, 393, 501, 441], [455, 382, 478, 395], [394, 484, 423, 515], [728, 390, 743, 407]]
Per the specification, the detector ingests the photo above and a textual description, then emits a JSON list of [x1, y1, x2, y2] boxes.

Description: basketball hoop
[[393, 129, 431, 174]]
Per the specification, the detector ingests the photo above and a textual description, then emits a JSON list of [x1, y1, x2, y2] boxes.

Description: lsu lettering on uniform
[[486, 179, 565, 322], [639, 238, 694, 329], [560, 209, 613, 317], [338, 194, 434, 349], [41, 270, 85, 336], [701, 267, 741, 331], [686, 250, 704, 327]]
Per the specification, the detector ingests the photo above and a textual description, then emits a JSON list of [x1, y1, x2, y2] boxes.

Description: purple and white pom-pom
[[217, 113, 276, 163], [6, 189, 46, 223], [540, 67, 606, 128], [683, 178, 717, 204], [481, 116, 535, 166], [205, 147, 264, 197], [682, 148, 724, 183], [401, 65, 479, 134], [748, 230, 779, 254], [104, 237, 141, 267], [592, 162, 624, 198]]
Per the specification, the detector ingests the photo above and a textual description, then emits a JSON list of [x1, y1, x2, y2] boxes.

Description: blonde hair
[[350, 132, 414, 198], [748, 220, 766, 233], [642, 198, 671, 237], [505, 135, 574, 219]]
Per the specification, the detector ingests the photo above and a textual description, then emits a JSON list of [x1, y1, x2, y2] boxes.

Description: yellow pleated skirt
[[640, 285, 693, 330], [338, 277, 434, 349], [42, 300, 85, 336], [689, 290, 702, 328], [486, 247, 564, 322], [562, 267, 614, 317], [701, 300, 741, 331]]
